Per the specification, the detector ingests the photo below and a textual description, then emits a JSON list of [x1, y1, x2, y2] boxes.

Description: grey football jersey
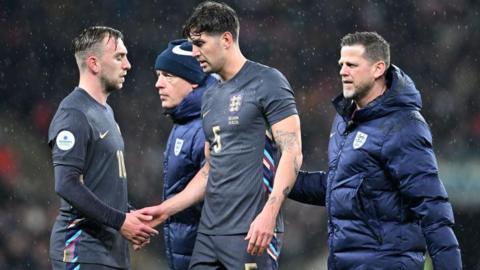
[[48, 88, 129, 268], [200, 61, 298, 235]]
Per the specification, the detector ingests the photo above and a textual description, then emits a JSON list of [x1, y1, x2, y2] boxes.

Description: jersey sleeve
[[48, 108, 91, 170], [258, 68, 298, 125]]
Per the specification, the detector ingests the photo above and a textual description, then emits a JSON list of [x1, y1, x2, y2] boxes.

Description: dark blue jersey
[[199, 61, 298, 235], [48, 88, 129, 268]]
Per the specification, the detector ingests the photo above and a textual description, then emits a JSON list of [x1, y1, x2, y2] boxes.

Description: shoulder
[[48, 108, 90, 143], [382, 110, 432, 150], [248, 61, 287, 82], [50, 107, 89, 127], [387, 110, 429, 135], [59, 89, 89, 109]]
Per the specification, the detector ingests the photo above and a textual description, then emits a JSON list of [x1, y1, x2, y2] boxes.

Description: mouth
[[198, 60, 208, 67]]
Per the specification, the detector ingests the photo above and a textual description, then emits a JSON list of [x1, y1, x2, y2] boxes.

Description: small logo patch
[[353, 131, 368, 149], [229, 95, 242, 112], [172, 45, 192, 56], [174, 138, 184, 156], [99, 130, 109, 139], [56, 130, 75, 151]]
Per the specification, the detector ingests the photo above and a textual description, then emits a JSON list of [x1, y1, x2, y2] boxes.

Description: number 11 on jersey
[[212, 126, 222, 153]]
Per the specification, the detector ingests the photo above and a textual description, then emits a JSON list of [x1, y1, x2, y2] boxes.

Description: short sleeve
[[258, 68, 298, 125], [48, 108, 91, 169]]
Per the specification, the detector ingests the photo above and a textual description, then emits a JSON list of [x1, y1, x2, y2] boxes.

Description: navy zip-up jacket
[[290, 65, 461, 269], [162, 76, 216, 270]]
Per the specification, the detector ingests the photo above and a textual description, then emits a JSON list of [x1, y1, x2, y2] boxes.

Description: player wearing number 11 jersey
[[48, 26, 157, 270]]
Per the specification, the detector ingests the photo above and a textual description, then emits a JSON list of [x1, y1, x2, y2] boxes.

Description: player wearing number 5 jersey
[[139, 2, 303, 269], [48, 26, 157, 270]]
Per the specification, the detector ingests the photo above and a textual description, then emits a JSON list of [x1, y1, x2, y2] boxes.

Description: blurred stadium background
[[1, 0, 479, 269]]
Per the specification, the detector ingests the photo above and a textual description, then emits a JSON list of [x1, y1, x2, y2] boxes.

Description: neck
[[355, 79, 387, 109], [219, 46, 247, 82], [78, 73, 109, 105]]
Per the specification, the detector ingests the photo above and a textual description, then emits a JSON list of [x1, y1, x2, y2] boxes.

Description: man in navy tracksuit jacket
[[154, 39, 217, 270], [289, 32, 462, 269]]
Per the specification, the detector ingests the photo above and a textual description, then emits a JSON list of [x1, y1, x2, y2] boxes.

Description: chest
[[87, 109, 124, 153], [328, 119, 386, 178], [202, 86, 265, 145]]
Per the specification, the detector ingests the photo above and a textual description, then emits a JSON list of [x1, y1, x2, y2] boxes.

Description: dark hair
[[182, 1, 240, 41], [341, 32, 390, 68], [73, 26, 123, 56]]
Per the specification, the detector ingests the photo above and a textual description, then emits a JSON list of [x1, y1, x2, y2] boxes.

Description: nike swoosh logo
[[99, 130, 109, 139], [202, 109, 211, 118], [172, 45, 192, 56]]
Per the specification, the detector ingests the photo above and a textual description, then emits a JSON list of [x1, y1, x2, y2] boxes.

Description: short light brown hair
[[341, 31, 390, 68], [72, 26, 123, 69]]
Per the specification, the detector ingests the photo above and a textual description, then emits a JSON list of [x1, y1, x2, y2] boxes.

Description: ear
[[373, 61, 386, 79], [191, 83, 199, 89], [221, 31, 234, 49], [86, 55, 100, 74]]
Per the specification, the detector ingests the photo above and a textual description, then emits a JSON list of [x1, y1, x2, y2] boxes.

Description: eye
[[193, 40, 204, 47]]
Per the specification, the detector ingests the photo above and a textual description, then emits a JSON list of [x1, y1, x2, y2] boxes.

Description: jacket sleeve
[[381, 112, 461, 270], [192, 127, 206, 169], [288, 170, 327, 206]]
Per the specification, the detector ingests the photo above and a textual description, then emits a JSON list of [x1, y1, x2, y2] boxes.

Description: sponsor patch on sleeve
[[56, 130, 76, 151]]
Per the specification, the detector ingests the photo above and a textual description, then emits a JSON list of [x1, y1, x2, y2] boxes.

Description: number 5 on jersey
[[212, 126, 222, 153]]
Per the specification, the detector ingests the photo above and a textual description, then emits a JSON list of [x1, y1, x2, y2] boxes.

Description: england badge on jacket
[[353, 131, 368, 149], [174, 138, 184, 156]]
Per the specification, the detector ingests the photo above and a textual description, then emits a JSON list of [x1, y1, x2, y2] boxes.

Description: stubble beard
[[344, 81, 373, 102], [101, 74, 122, 93]]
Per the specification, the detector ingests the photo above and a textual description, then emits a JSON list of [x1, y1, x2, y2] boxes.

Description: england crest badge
[[174, 138, 184, 156], [353, 131, 368, 149], [229, 95, 242, 112]]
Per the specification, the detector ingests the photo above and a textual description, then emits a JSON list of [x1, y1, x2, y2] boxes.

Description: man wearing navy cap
[[152, 39, 217, 270]]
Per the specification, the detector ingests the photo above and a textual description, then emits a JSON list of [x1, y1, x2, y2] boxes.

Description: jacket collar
[[165, 75, 217, 123]]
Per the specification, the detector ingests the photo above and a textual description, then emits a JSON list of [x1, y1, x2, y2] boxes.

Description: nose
[[191, 45, 200, 58], [339, 64, 348, 76], [124, 57, 132, 70]]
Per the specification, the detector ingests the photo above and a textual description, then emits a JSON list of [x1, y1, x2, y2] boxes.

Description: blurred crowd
[[1, 0, 479, 269]]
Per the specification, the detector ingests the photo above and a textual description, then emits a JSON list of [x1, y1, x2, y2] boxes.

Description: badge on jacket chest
[[353, 131, 368, 149], [174, 138, 184, 156]]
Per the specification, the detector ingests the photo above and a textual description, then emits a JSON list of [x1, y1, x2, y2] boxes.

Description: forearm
[[54, 165, 125, 230], [425, 225, 462, 270], [289, 170, 327, 206], [267, 114, 303, 214], [264, 150, 302, 215], [420, 198, 462, 269]]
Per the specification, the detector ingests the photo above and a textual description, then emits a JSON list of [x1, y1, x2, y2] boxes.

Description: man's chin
[[343, 90, 355, 99], [106, 84, 123, 93]]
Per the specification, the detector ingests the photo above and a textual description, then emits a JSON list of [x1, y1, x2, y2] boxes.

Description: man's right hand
[[120, 211, 159, 245], [136, 204, 170, 228]]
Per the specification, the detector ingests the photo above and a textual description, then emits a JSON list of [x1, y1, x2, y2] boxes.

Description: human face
[[99, 36, 131, 92], [190, 32, 226, 74], [338, 45, 376, 102], [155, 70, 195, 109]]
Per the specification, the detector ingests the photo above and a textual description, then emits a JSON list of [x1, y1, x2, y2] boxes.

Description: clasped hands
[[120, 204, 169, 251]]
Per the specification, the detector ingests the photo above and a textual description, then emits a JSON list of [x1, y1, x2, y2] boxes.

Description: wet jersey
[[199, 61, 298, 235], [48, 88, 129, 268]]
